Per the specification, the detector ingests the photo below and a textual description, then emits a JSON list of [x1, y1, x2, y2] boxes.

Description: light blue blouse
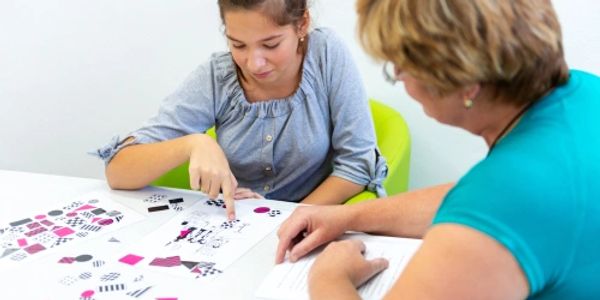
[[95, 28, 387, 202]]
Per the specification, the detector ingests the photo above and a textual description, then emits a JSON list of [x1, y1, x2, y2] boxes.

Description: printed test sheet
[[256, 233, 422, 300]]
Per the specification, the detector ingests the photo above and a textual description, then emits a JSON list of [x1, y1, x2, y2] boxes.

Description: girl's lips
[[254, 71, 272, 78]]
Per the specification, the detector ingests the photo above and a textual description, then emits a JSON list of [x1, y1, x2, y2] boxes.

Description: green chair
[[152, 99, 411, 204], [344, 100, 411, 204]]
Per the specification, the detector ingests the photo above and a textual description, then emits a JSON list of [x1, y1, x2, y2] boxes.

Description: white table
[[0, 170, 298, 299]]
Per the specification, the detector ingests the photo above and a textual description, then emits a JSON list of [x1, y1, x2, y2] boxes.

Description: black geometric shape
[[91, 208, 106, 215], [168, 198, 184, 204], [48, 210, 63, 217], [9, 218, 32, 227], [181, 261, 199, 270], [75, 254, 93, 262]]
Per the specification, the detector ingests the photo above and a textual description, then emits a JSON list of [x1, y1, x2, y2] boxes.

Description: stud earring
[[464, 98, 473, 109], [299, 36, 305, 43]]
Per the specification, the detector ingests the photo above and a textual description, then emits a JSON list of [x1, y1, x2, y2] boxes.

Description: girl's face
[[224, 9, 305, 85]]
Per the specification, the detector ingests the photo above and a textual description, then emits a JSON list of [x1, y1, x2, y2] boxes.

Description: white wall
[[1, 0, 599, 189]]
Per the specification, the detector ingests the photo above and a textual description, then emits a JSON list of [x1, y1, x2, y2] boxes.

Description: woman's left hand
[[308, 239, 389, 292]]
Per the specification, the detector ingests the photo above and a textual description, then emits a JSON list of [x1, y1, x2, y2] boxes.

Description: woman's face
[[397, 71, 466, 126], [224, 9, 303, 85]]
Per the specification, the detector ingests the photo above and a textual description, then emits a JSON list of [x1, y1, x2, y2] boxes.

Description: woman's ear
[[463, 84, 481, 101]]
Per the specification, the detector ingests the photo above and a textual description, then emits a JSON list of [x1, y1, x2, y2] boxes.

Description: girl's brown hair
[[218, 0, 308, 27]]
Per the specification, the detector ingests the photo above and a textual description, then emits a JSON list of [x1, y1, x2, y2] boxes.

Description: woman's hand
[[308, 240, 388, 298], [275, 205, 353, 263], [186, 133, 238, 220]]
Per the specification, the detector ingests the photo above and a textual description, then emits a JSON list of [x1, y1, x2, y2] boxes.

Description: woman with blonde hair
[[276, 0, 600, 298]]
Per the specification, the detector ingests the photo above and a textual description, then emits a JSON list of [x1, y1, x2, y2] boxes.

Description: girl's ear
[[297, 10, 310, 37]]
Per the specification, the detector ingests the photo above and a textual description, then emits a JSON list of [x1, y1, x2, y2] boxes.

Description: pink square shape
[[24, 243, 46, 255], [17, 238, 28, 247], [119, 254, 144, 266], [53, 227, 75, 237], [58, 257, 76, 264]]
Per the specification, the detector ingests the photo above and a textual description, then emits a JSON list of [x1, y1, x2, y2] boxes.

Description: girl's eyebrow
[[226, 34, 284, 43]]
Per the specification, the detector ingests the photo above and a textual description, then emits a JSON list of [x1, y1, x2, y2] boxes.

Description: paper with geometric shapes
[[255, 234, 422, 300], [123, 198, 291, 280], [20, 239, 185, 300], [0, 191, 143, 268]]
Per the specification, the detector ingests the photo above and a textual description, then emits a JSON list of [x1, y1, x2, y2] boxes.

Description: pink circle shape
[[253, 207, 271, 214], [66, 212, 78, 217], [81, 290, 94, 297], [34, 215, 46, 220], [98, 219, 113, 226]]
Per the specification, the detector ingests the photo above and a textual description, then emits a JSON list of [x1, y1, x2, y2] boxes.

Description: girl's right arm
[[106, 133, 239, 219], [105, 134, 204, 190]]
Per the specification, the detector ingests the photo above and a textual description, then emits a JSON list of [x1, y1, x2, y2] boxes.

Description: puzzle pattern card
[[108, 187, 200, 215], [0, 191, 143, 268], [123, 198, 290, 280], [26, 238, 184, 300]]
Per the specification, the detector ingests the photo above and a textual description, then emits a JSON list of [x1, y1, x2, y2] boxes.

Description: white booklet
[[256, 233, 422, 300]]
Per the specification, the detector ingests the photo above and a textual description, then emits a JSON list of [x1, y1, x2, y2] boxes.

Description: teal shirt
[[433, 70, 600, 299]]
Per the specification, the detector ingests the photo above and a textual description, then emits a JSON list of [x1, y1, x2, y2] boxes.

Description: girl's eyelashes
[[230, 43, 280, 50], [264, 43, 280, 49]]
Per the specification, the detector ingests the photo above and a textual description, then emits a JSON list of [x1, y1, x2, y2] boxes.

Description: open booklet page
[[256, 233, 422, 300]]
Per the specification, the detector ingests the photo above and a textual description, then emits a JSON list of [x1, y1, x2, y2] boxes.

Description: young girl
[[95, 0, 387, 219]]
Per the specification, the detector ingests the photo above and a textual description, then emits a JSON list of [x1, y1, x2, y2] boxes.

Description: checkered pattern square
[[24, 227, 47, 237], [65, 217, 85, 227], [143, 194, 167, 203], [26, 222, 41, 230], [205, 199, 226, 208], [268, 210, 282, 217], [100, 272, 120, 281], [76, 231, 89, 238], [58, 275, 78, 286], [80, 211, 95, 219], [63, 201, 84, 210], [149, 256, 181, 267], [40, 220, 54, 227], [79, 272, 92, 280], [10, 252, 27, 261], [32, 232, 56, 244], [51, 237, 73, 248], [80, 224, 102, 232], [8, 226, 26, 233], [106, 210, 122, 217]]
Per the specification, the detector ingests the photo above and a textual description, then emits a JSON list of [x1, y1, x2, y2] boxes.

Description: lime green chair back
[[152, 99, 411, 204], [150, 128, 216, 190], [344, 100, 411, 204]]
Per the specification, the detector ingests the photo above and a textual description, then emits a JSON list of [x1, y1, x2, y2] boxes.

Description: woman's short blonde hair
[[357, 0, 569, 104]]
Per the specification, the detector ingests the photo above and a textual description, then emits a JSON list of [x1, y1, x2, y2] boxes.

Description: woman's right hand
[[186, 133, 238, 220]]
